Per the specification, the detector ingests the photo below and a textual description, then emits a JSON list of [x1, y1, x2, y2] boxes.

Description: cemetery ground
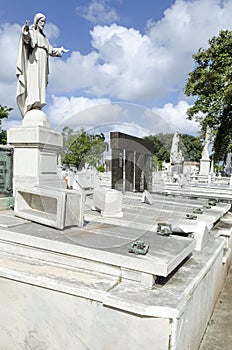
[[199, 263, 232, 350], [0, 187, 231, 349]]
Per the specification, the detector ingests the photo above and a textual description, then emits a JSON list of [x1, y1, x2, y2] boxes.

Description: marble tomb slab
[[0, 211, 195, 288], [14, 186, 84, 229]]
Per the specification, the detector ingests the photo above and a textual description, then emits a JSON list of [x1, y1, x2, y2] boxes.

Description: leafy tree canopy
[[61, 127, 106, 169], [0, 105, 13, 121], [0, 130, 7, 145], [184, 30, 232, 161]]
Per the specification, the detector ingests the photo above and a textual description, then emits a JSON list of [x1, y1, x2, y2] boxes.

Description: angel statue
[[16, 13, 69, 117]]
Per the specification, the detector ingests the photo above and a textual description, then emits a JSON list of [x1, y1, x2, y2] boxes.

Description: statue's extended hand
[[61, 47, 69, 53], [24, 20, 30, 32]]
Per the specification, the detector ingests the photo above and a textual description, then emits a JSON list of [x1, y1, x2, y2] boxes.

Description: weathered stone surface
[[92, 187, 123, 217], [14, 187, 84, 229], [0, 188, 230, 350]]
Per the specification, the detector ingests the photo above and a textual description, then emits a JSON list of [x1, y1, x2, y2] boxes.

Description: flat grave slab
[[0, 213, 29, 228], [85, 193, 230, 235], [0, 218, 195, 281], [161, 183, 232, 201], [0, 191, 229, 288]]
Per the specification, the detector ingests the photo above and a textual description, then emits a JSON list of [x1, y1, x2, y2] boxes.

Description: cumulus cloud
[[46, 95, 199, 136], [144, 101, 200, 135], [146, 0, 232, 88], [89, 122, 151, 138], [44, 22, 60, 42], [1, 0, 232, 135], [0, 23, 19, 82], [47, 96, 128, 130], [76, 0, 120, 24], [50, 24, 172, 99], [0, 22, 22, 127], [50, 0, 232, 102]]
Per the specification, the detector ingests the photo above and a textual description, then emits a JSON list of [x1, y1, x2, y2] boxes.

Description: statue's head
[[33, 13, 46, 30]]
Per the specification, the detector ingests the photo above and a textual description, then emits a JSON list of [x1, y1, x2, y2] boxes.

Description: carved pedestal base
[[199, 158, 210, 176], [7, 110, 85, 229]]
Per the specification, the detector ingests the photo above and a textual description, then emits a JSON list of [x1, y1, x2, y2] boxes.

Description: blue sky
[[1, 0, 232, 137]]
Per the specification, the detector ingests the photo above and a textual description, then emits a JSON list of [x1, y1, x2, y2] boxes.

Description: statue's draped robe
[[16, 27, 62, 117]]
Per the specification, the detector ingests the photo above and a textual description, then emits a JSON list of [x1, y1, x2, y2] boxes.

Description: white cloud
[[47, 96, 198, 136], [46, 96, 158, 140], [0, 23, 21, 124], [146, 0, 232, 87], [76, 0, 120, 24], [88, 24, 170, 99], [50, 0, 232, 102], [146, 101, 200, 135], [47, 96, 128, 130], [1, 0, 232, 133], [44, 22, 60, 42], [0, 23, 20, 82], [49, 51, 100, 93], [88, 122, 151, 147], [49, 24, 171, 99]]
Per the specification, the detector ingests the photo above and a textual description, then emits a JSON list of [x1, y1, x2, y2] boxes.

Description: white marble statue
[[170, 132, 184, 164], [201, 126, 211, 160], [16, 13, 69, 117]]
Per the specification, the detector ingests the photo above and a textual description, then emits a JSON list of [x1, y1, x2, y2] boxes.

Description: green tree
[[184, 30, 232, 161], [61, 127, 106, 169], [180, 134, 202, 161], [145, 134, 172, 164], [0, 130, 7, 145], [0, 105, 13, 144]]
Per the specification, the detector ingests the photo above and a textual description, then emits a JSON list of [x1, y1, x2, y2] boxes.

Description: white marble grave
[[75, 168, 101, 190], [0, 188, 231, 350], [14, 186, 85, 229], [199, 126, 211, 176], [141, 189, 154, 205], [92, 187, 123, 217], [7, 111, 64, 190], [8, 110, 85, 229]]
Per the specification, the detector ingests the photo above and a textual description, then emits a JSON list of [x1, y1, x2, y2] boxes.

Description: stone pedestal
[[7, 110, 84, 229], [92, 187, 123, 217], [230, 175, 232, 187], [199, 158, 210, 176], [171, 162, 184, 175], [7, 111, 65, 191]]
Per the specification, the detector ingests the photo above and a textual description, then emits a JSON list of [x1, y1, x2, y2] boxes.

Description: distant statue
[[201, 126, 211, 160], [170, 132, 184, 165], [225, 153, 231, 176], [16, 13, 69, 117]]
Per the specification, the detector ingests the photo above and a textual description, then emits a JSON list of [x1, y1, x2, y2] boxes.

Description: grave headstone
[[141, 190, 154, 205], [0, 146, 14, 209], [170, 132, 184, 174], [92, 187, 123, 217], [110, 132, 154, 192], [0, 146, 13, 196], [225, 153, 231, 177], [199, 126, 211, 176]]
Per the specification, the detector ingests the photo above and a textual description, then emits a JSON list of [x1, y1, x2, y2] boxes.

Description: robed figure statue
[[16, 13, 68, 117]]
